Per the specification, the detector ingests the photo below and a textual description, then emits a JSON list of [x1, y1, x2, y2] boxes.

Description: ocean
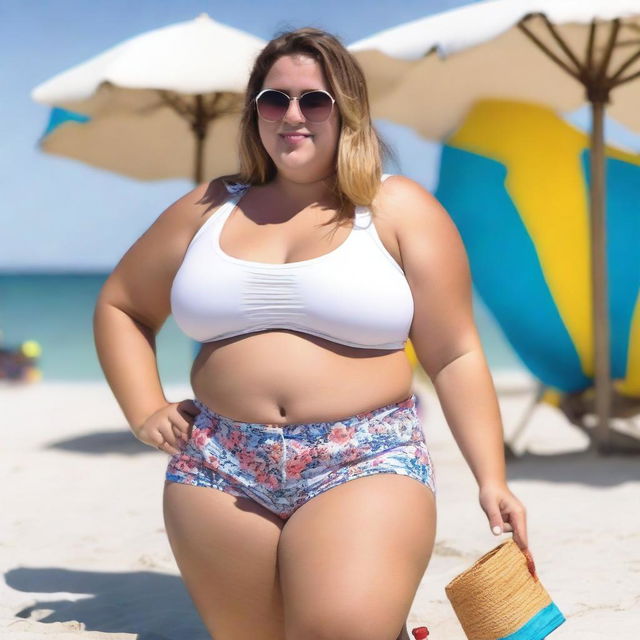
[[0, 273, 524, 384]]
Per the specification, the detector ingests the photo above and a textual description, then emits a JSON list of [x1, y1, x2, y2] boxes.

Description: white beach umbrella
[[349, 0, 640, 453], [31, 13, 266, 183]]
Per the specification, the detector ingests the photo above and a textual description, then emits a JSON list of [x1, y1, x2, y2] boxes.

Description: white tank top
[[170, 174, 414, 350]]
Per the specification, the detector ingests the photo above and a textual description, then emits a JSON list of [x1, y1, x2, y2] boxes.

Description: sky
[[3, 0, 639, 272]]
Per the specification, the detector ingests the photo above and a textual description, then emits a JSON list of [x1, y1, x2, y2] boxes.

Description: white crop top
[[170, 174, 414, 350]]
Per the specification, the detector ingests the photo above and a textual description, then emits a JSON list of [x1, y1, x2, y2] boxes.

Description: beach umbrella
[[30, 13, 266, 184], [349, 0, 640, 453], [432, 98, 640, 455]]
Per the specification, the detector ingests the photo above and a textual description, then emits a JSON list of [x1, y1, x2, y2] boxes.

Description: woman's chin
[[276, 153, 318, 170]]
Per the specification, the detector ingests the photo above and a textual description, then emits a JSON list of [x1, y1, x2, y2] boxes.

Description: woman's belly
[[190, 329, 414, 425]]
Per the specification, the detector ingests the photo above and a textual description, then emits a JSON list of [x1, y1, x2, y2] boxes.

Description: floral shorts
[[165, 392, 436, 520]]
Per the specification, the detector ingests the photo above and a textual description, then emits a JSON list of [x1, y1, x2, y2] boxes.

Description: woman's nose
[[283, 97, 305, 123]]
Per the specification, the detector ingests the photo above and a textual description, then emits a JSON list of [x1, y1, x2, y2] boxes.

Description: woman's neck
[[271, 172, 337, 208]]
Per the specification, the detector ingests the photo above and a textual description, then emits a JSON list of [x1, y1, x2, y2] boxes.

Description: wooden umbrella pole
[[158, 90, 242, 184], [589, 97, 613, 452], [585, 17, 620, 453], [156, 90, 206, 184], [193, 94, 206, 185], [518, 15, 620, 450], [191, 92, 242, 185]]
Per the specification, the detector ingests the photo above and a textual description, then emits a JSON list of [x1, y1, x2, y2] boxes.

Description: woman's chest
[[218, 206, 404, 270]]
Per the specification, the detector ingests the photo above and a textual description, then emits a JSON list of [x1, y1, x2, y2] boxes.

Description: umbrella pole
[[193, 94, 206, 185], [194, 132, 204, 185], [518, 16, 620, 452], [589, 98, 613, 452], [157, 89, 209, 185]]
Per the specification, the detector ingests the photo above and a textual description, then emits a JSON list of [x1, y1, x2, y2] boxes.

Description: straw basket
[[444, 539, 565, 640]]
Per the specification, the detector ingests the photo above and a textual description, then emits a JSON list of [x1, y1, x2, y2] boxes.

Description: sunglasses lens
[[256, 90, 289, 121], [299, 91, 333, 122]]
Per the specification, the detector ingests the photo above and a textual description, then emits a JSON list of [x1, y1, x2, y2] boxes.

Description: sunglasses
[[255, 89, 336, 123]]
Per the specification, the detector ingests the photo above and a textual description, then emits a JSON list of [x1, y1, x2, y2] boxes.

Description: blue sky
[[3, 0, 639, 272]]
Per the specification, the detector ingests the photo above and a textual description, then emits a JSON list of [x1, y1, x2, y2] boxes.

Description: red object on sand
[[412, 626, 429, 639]]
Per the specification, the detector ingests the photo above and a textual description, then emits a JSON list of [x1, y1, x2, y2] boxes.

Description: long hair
[[221, 27, 396, 224]]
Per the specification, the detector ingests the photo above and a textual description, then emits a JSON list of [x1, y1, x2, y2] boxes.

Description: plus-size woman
[[94, 27, 528, 640]]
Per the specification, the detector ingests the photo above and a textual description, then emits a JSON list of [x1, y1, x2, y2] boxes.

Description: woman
[[94, 27, 528, 640]]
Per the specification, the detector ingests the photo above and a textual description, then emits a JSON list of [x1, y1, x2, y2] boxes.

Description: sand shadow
[[46, 430, 152, 456], [5, 567, 209, 639], [505, 447, 640, 487]]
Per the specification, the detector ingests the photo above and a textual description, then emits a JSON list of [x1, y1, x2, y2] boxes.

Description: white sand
[[1, 374, 638, 639]]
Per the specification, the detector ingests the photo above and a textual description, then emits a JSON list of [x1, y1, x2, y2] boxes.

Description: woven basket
[[444, 539, 565, 640]]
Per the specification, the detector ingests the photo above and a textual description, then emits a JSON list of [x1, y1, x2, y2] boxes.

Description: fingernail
[[492, 526, 502, 535]]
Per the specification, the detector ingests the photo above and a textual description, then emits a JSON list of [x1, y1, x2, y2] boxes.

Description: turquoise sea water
[[0, 273, 524, 384]]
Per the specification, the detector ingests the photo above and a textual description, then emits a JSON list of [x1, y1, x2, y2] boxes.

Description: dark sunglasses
[[255, 89, 335, 123]]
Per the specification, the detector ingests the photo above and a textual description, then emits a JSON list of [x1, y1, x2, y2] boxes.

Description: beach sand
[[1, 374, 638, 639]]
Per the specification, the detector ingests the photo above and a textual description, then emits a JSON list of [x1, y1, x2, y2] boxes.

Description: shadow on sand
[[505, 445, 640, 487], [5, 567, 209, 639], [47, 429, 152, 456]]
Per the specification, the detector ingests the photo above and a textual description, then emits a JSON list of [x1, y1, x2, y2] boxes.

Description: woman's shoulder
[[218, 173, 251, 195], [195, 174, 250, 208], [376, 173, 441, 215], [374, 173, 453, 245], [378, 173, 429, 198], [222, 178, 251, 195]]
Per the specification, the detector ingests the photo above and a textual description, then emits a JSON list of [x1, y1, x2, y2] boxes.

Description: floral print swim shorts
[[165, 392, 436, 520]]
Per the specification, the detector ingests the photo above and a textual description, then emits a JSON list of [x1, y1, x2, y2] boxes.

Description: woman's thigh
[[278, 473, 437, 640], [163, 481, 286, 640]]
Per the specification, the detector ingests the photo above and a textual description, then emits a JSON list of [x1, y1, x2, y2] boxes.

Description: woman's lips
[[280, 134, 311, 144]]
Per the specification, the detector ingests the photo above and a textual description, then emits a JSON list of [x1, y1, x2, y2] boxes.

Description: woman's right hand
[[133, 399, 201, 455]]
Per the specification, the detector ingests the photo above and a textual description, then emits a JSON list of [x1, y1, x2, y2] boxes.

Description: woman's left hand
[[478, 482, 528, 551]]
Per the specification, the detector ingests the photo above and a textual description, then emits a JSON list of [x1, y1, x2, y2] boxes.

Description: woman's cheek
[[257, 125, 277, 157]]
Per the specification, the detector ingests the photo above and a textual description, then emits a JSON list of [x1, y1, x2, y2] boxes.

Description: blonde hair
[[221, 27, 396, 224]]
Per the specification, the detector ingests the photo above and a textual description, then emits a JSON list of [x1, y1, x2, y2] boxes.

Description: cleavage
[[220, 203, 352, 264]]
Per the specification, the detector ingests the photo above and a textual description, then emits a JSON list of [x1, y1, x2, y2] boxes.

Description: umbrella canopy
[[31, 13, 266, 182], [349, 0, 640, 138], [349, 0, 640, 452], [434, 99, 640, 395]]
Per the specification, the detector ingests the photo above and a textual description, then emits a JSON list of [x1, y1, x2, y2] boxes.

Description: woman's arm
[[379, 175, 527, 548], [94, 298, 168, 432], [93, 180, 220, 432]]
